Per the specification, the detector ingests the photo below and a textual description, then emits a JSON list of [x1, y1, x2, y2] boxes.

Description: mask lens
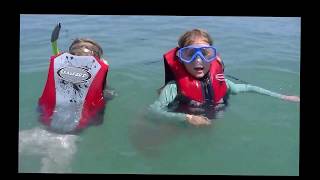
[[200, 47, 216, 61], [180, 47, 196, 62]]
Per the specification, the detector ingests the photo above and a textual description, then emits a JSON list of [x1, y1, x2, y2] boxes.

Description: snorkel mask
[[177, 45, 217, 63]]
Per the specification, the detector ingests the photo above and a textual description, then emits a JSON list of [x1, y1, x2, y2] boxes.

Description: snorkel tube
[[51, 23, 61, 55]]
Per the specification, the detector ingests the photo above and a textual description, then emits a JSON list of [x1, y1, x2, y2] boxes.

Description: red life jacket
[[163, 47, 227, 106], [38, 52, 109, 132]]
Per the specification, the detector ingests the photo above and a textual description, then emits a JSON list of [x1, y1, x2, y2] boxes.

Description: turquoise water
[[19, 15, 300, 175]]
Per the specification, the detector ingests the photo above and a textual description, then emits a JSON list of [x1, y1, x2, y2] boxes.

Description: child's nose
[[194, 56, 202, 63]]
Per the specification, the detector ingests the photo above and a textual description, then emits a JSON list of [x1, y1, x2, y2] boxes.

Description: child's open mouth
[[194, 67, 204, 71]]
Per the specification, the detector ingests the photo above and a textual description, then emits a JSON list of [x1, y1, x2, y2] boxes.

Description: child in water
[[150, 28, 300, 127], [38, 23, 114, 133]]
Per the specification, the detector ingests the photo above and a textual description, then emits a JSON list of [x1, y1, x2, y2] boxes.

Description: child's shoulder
[[159, 81, 178, 101], [158, 81, 177, 95], [163, 81, 178, 93], [166, 80, 176, 86]]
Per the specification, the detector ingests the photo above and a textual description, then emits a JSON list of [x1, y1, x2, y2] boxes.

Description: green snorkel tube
[[51, 23, 61, 55]]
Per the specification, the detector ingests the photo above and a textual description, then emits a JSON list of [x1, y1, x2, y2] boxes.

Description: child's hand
[[185, 114, 211, 126], [282, 95, 300, 102]]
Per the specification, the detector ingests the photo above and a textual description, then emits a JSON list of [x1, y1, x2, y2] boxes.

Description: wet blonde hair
[[69, 38, 103, 58], [178, 28, 213, 47]]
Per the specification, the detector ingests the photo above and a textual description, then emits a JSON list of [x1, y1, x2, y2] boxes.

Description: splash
[[50, 104, 82, 133], [19, 127, 80, 173]]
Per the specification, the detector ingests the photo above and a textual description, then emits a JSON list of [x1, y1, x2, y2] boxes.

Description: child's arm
[[101, 59, 117, 100], [51, 23, 61, 55], [225, 79, 300, 102], [103, 80, 118, 100], [148, 82, 187, 122], [148, 82, 211, 126]]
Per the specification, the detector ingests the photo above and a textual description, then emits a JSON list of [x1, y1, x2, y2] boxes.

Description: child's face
[[182, 38, 211, 79]]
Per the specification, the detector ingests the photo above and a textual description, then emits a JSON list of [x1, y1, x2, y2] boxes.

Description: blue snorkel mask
[[177, 45, 217, 63]]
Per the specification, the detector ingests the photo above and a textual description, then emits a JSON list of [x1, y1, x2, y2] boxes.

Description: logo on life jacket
[[57, 66, 92, 83]]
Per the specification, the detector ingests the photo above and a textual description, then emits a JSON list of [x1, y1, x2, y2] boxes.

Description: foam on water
[[19, 127, 80, 173]]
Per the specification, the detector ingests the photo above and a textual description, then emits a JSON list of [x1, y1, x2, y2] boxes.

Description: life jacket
[[163, 47, 228, 117], [38, 52, 109, 133]]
